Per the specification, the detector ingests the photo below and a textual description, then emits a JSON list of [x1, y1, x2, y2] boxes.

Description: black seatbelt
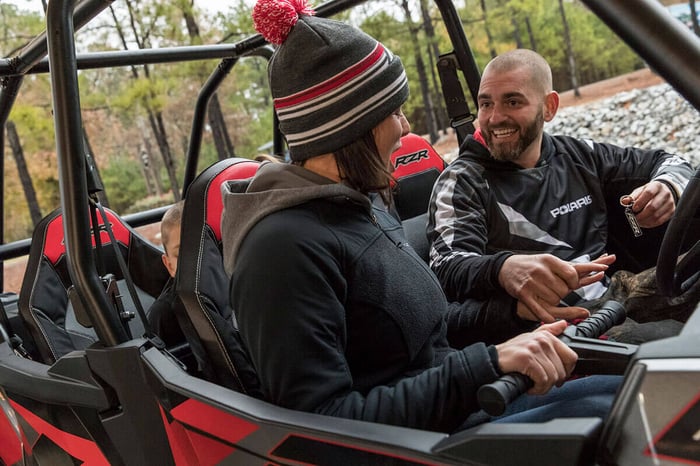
[[90, 197, 162, 347], [437, 52, 476, 147]]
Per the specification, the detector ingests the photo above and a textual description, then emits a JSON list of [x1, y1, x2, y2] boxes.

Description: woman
[[221, 0, 619, 433]]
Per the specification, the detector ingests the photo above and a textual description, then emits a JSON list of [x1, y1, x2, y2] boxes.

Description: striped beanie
[[253, 0, 409, 161]]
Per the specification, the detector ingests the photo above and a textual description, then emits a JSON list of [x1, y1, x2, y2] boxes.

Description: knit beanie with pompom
[[253, 0, 409, 161]]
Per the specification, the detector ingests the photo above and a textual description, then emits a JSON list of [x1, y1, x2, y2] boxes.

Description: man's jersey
[[428, 132, 693, 304]]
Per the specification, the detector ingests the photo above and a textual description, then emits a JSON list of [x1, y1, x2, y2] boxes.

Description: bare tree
[[179, 0, 235, 160], [109, 3, 181, 201], [418, 0, 447, 131], [479, 0, 497, 59], [525, 16, 537, 51], [690, 0, 700, 36], [6, 121, 42, 226], [558, 0, 580, 97], [399, 0, 439, 142]]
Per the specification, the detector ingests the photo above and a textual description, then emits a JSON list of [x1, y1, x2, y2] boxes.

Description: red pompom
[[253, 0, 316, 45]]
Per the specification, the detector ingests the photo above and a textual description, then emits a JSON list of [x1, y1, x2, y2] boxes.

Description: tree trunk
[[401, 0, 439, 143], [6, 121, 42, 226], [208, 94, 235, 159], [110, 4, 181, 201], [480, 0, 497, 59], [558, 0, 580, 97], [525, 16, 537, 51], [690, 0, 700, 36], [82, 126, 110, 207], [139, 147, 156, 196], [180, 4, 235, 160], [141, 137, 163, 196], [419, 0, 448, 131], [150, 111, 180, 200], [511, 15, 524, 49]]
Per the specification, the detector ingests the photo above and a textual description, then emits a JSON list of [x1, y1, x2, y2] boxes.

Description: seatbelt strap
[[91, 198, 156, 342], [89, 203, 106, 277], [437, 52, 476, 146]]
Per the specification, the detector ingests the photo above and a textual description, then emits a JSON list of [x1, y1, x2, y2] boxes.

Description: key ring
[[619, 195, 634, 207], [620, 195, 643, 237]]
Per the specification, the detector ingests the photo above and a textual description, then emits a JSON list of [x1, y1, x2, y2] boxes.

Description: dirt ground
[[1, 68, 667, 294]]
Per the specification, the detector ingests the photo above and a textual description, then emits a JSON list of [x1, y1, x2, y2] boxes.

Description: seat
[[390, 133, 447, 262], [176, 157, 263, 396], [391, 132, 447, 221], [18, 207, 169, 364]]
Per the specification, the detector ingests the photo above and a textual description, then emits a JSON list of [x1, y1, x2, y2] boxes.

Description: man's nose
[[487, 104, 507, 124]]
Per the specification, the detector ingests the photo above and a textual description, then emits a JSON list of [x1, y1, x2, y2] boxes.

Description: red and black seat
[[390, 133, 447, 261], [391, 132, 447, 221], [176, 157, 263, 396], [18, 207, 169, 364]]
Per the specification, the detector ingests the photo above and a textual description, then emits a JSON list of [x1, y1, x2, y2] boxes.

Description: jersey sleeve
[[427, 160, 512, 302]]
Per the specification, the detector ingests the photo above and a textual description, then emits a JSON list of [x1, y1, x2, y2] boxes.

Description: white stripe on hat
[[285, 71, 408, 148], [276, 52, 390, 120]]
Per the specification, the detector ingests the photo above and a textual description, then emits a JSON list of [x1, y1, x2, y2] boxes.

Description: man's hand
[[573, 253, 617, 287], [499, 254, 611, 323], [516, 301, 589, 322], [495, 320, 577, 395], [621, 180, 676, 228]]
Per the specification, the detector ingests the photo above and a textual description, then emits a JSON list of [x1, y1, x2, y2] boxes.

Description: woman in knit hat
[[220, 0, 620, 432]]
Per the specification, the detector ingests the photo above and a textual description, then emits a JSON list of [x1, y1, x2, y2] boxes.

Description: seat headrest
[[201, 161, 260, 241], [390, 133, 446, 220], [43, 209, 131, 264]]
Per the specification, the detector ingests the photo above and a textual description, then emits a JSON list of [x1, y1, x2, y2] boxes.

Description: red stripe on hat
[[274, 43, 385, 109]]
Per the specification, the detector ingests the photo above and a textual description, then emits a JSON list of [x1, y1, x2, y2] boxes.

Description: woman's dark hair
[[334, 131, 395, 204]]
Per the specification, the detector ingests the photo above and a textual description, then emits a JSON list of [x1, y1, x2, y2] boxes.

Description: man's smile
[[491, 128, 518, 139]]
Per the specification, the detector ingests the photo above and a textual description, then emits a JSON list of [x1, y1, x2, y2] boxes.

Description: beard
[[484, 109, 543, 163]]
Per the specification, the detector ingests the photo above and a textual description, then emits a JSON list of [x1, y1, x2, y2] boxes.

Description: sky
[[4, 0, 248, 15]]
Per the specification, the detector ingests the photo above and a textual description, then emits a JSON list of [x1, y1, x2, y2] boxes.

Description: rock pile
[[545, 83, 700, 168]]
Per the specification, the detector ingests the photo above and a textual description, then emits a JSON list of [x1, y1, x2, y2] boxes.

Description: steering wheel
[[656, 168, 700, 297]]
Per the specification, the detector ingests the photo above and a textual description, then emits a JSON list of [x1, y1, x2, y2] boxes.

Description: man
[[428, 49, 694, 326]]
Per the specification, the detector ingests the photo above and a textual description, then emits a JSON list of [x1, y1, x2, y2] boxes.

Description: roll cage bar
[[0, 0, 699, 345]]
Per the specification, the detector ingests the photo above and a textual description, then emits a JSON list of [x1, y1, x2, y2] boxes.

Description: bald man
[[428, 49, 693, 336]]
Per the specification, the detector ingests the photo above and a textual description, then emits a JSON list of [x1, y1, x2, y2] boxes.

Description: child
[[147, 201, 186, 347]]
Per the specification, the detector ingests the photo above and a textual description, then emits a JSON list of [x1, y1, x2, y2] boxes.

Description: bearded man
[[427, 49, 694, 338]]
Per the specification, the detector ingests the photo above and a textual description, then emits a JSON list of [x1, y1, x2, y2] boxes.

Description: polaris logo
[[394, 149, 429, 168], [550, 195, 592, 218]]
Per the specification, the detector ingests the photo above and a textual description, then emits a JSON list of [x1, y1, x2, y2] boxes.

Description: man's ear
[[543, 91, 560, 122]]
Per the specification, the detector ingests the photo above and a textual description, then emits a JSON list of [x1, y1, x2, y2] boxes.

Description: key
[[620, 196, 643, 237]]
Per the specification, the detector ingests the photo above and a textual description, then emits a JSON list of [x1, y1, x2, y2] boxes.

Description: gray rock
[[546, 83, 700, 168]]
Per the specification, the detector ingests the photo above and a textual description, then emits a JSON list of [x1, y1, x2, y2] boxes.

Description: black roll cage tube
[[0, 0, 698, 345]]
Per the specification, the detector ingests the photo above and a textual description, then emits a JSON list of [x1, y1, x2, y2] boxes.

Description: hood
[[221, 161, 370, 275]]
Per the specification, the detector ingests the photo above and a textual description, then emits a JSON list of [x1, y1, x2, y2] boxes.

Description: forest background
[[1, 0, 698, 244]]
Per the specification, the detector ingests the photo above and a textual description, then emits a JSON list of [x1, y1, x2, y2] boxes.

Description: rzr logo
[[394, 149, 429, 168]]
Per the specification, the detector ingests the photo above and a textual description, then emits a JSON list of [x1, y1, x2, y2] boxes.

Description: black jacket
[[146, 278, 186, 348], [221, 162, 505, 432], [428, 133, 694, 303]]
